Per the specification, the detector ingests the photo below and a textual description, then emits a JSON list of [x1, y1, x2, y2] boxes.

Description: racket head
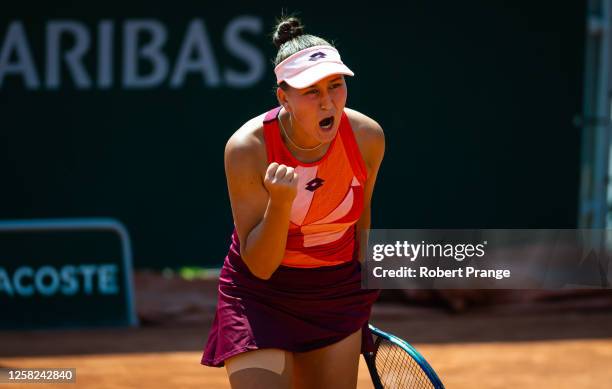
[[364, 324, 445, 389]]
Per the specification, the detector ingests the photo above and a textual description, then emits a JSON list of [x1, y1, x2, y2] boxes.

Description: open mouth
[[319, 116, 334, 130]]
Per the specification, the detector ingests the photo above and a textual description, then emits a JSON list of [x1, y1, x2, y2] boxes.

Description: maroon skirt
[[201, 229, 380, 367]]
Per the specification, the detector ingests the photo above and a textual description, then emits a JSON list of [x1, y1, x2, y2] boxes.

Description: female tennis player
[[201, 16, 385, 389]]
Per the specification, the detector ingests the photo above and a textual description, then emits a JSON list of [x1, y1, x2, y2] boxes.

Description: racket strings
[[374, 338, 435, 389]]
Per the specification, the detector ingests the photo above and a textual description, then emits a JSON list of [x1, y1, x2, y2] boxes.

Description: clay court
[[2, 272, 611, 389]]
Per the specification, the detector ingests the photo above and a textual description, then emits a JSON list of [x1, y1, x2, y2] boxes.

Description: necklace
[[278, 109, 324, 151]]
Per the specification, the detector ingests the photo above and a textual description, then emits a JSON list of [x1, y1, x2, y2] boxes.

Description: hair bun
[[273, 17, 305, 49]]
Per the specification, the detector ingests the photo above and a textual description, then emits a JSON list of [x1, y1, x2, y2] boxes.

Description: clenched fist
[[263, 162, 299, 204]]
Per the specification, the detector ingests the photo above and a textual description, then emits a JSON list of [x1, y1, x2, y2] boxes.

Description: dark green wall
[[0, 1, 586, 268]]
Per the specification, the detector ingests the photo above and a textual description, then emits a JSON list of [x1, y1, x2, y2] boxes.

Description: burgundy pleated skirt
[[201, 229, 380, 367]]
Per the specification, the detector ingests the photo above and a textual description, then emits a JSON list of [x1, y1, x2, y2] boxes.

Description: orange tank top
[[262, 106, 367, 268]]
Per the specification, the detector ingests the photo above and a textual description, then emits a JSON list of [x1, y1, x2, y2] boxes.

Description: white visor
[[274, 45, 354, 89]]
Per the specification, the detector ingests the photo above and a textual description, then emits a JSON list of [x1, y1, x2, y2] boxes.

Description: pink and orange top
[[261, 106, 367, 268]]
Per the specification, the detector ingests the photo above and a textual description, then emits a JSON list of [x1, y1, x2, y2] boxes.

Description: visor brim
[[280, 62, 354, 89]]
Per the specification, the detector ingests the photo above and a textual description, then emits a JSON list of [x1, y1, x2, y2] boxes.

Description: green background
[[0, 1, 586, 268]]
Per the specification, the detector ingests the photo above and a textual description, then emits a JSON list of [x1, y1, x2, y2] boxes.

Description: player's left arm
[[352, 112, 386, 264]]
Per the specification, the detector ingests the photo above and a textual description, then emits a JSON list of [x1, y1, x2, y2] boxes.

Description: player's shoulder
[[224, 111, 268, 169], [344, 107, 385, 163], [344, 107, 385, 143]]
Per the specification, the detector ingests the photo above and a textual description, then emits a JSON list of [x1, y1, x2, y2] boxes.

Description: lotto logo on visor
[[309, 52, 327, 61], [275, 45, 354, 89]]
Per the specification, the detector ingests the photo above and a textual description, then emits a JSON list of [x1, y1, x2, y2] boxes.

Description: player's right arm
[[224, 125, 298, 280]]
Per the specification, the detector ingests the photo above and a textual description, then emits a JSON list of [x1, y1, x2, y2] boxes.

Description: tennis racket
[[364, 324, 445, 389]]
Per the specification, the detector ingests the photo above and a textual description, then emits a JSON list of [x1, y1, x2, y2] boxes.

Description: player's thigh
[[293, 328, 362, 389], [225, 348, 293, 389]]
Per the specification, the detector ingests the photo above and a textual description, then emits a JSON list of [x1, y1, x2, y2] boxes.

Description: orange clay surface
[[1, 273, 611, 388]]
